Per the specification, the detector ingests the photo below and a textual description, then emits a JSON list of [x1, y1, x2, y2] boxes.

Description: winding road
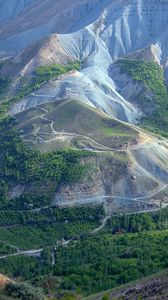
[[92, 216, 110, 233], [35, 107, 159, 153], [92, 201, 168, 234], [0, 248, 43, 260], [55, 183, 168, 207]]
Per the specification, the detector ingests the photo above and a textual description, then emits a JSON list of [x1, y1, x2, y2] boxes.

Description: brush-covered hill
[[86, 269, 168, 300]]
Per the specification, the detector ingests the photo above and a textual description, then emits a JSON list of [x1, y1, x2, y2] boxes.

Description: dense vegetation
[[0, 205, 104, 226], [1, 281, 45, 300], [0, 222, 96, 250], [0, 118, 93, 208], [35, 61, 80, 79], [0, 230, 168, 296], [105, 206, 168, 233], [54, 230, 168, 295], [0, 206, 168, 297], [0, 242, 15, 255], [118, 59, 168, 137], [0, 205, 104, 249]]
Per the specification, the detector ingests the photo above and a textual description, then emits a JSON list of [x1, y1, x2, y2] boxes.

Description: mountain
[[1, 1, 168, 298], [0, 0, 168, 212], [1, 0, 168, 62]]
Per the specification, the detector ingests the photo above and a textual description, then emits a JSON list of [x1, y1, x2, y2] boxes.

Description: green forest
[[0, 228, 168, 296], [0, 117, 93, 208], [0, 61, 89, 209], [118, 59, 168, 137], [0, 205, 168, 297]]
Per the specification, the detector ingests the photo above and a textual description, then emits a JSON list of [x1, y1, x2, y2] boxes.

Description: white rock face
[[10, 27, 141, 123], [1, 0, 168, 61], [0, 0, 106, 56], [98, 0, 168, 60], [6, 0, 168, 123]]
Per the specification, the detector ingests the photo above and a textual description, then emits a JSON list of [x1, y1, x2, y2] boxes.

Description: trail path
[[37, 109, 162, 153], [92, 201, 168, 234], [0, 248, 43, 259]]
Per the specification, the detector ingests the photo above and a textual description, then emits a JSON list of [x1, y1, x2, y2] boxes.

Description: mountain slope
[[0, 34, 74, 78], [0, 0, 33, 25], [7, 99, 168, 210], [0, 0, 168, 211], [1, 0, 168, 125], [1, 2, 168, 298], [86, 269, 168, 300], [111, 58, 168, 137], [0, 0, 106, 56], [1, 0, 168, 60]]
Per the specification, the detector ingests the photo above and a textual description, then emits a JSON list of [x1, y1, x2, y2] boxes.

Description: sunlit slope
[[12, 99, 168, 208], [14, 98, 137, 150]]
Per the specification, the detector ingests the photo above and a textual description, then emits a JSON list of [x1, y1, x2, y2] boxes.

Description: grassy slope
[[15, 99, 133, 191], [118, 59, 168, 137], [15, 98, 137, 150]]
